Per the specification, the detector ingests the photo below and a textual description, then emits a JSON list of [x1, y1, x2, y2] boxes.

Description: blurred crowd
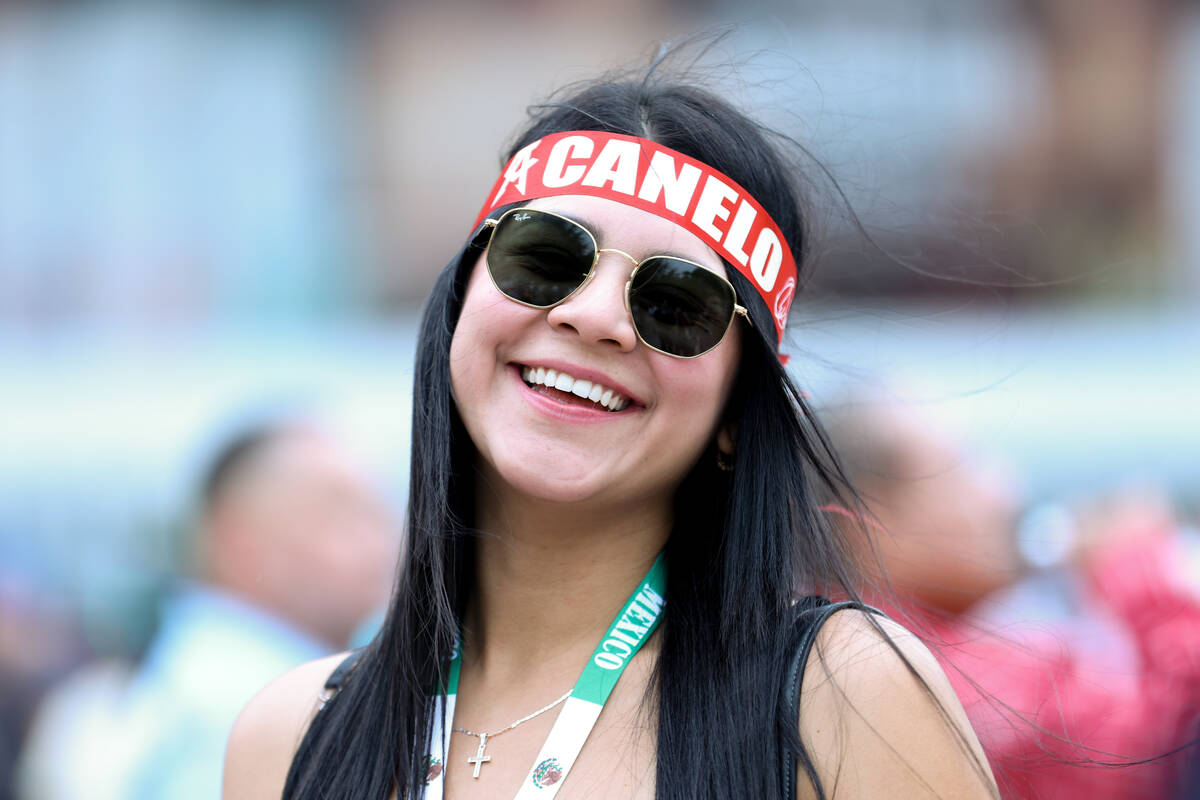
[[5, 419, 398, 799], [823, 392, 1200, 798]]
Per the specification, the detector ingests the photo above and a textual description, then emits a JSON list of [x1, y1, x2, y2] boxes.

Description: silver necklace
[[453, 689, 573, 779]]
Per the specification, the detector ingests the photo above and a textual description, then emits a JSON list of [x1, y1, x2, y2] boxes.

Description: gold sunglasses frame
[[480, 207, 751, 359]]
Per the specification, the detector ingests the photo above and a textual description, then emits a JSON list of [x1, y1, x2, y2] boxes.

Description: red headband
[[473, 131, 797, 345]]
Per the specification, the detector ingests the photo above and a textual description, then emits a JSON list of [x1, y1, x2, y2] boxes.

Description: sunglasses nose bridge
[[596, 247, 639, 269], [545, 259, 639, 354]]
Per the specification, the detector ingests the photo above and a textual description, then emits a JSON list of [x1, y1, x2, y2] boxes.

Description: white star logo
[[491, 140, 541, 205]]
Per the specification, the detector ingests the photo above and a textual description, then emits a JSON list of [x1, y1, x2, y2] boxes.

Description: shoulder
[[796, 609, 996, 800], [222, 651, 350, 800]]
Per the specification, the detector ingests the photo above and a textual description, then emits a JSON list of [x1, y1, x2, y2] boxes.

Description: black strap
[[323, 648, 365, 696], [779, 598, 877, 800]]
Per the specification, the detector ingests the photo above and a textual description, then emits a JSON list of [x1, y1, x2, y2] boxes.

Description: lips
[[520, 365, 631, 412]]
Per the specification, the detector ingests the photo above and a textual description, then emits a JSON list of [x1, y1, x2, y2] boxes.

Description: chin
[[492, 449, 687, 511], [497, 459, 614, 505]]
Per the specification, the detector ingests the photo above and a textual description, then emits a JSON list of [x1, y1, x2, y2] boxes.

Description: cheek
[[449, 262, 545, 435], [650, 337, 740, 440], [660, 366, 730, 415], [681, 329, 741, 417], [449, 263, 499, 399]]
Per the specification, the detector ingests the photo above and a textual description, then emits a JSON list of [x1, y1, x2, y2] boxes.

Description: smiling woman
[[221, 58, 998, 800]]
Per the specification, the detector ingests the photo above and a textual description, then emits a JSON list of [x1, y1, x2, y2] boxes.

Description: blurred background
[[1, 0, 1199, 797]]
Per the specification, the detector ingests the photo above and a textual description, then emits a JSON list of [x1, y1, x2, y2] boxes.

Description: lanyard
[[424, 552, 667, 799]]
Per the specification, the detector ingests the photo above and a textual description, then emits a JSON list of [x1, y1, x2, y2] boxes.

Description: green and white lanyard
[[425, 553, 667, 799]]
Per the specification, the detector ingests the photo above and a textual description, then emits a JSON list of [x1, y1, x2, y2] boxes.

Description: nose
[[544, 250, 639, 352]]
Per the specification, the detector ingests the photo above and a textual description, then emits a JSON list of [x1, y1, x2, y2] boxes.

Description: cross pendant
[[466, 733, 492, 779]]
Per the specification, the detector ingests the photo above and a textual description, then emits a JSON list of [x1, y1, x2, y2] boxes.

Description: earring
[[716, 449, 734, 472]]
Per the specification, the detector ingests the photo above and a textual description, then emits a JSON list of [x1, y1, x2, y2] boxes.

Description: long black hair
[[283, 72, 888, 800]]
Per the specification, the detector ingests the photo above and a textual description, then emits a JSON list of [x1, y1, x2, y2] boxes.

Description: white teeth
[[519, 365, 629, 412], [607, 395, 629, 412]]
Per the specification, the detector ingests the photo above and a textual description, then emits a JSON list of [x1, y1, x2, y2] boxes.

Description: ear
[[717, 422, 736, 457]]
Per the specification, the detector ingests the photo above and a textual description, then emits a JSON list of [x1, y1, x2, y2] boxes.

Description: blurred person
[[823, 391, 1200, 799], [0, 585, 89, 800], [17, 421, 397, 800]]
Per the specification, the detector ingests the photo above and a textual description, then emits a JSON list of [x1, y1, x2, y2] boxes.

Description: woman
[[223, 73, 996, 800]]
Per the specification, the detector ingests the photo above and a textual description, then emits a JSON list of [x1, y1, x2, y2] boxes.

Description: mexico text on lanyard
[[471, 131, 797, 347], [424, 553, 667, 799]]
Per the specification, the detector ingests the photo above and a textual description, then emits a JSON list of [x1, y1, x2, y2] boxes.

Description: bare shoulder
[[222, 652, 350, 800], [796, 609, 996, 800]]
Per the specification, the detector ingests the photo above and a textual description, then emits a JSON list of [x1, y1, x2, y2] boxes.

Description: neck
[[464, 488, 670, 684]]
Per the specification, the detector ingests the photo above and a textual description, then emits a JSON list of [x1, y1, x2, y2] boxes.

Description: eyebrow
[[554, 210, 603, 239]]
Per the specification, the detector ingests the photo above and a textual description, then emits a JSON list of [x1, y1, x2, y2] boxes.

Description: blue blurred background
[[1, 0, 1198, 796]]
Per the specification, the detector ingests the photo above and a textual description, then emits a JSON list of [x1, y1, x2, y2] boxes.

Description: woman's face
[[449, 194, 743, 511]]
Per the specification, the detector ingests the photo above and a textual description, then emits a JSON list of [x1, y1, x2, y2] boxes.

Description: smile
[[520, 365, 631, 412]]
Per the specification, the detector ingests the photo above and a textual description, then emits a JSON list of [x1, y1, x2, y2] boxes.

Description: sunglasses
[[480, 208, 750, 359]]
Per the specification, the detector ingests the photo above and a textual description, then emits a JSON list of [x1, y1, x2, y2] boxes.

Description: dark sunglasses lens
[[487, 211, 595, 307], [629, 258, 736, 357]]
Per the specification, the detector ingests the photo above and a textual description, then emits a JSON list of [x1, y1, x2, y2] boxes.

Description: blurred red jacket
[[911, 531, 1200, 799]]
